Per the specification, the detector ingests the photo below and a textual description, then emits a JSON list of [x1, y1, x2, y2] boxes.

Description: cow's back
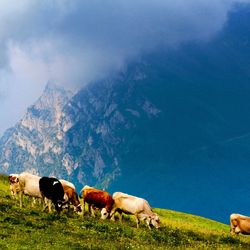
[[19, 172, 42, 198], [60, 179, 75, 190], [113, 192, 146, 214], [39, 177, 64, 202], [84, 189, 114, 211]]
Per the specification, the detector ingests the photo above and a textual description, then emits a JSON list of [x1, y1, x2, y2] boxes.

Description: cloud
[[0, 0, 249, 134], [2, 1, 249, 84], [1, 1, 249, 84]]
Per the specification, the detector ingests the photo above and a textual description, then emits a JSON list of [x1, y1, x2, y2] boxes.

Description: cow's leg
[[48, 199, 52, 212], [90, 205, 96, 217], [83, 199, 86, 216], [10, 185, 15, 199], [63, 194, 70, 213], [135, 214, 140, 228], [230, 226, 235, 235], [43, 197, 51, 212], [42, 196, 48, 211], [118, 210, 123, 222], [145, 217, 152, 230], [31, 197, 36, 208], [139, 213, 151, 229], [67, 202, 70, 213], [19, 191, 23, 208], [87, 204, 95, 217], [43, 204, 48, 212], [110, 207, 117, 221]]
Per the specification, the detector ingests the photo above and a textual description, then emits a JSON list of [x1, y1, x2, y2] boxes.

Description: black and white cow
[[39, 177, 68, 213]]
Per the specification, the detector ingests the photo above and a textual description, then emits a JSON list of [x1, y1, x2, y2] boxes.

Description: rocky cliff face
[[0, 68, 160, 190], [61, 69, 161, 189], [0, 82, 73, 177]]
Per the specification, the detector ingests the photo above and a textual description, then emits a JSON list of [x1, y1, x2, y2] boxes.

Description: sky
[[0, 0, 250, 135]]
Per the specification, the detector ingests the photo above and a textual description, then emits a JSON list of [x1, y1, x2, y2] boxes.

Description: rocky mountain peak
[[35, 82, 72, 110], [0, 82, 74, 175], [19, 82, 72, 132]]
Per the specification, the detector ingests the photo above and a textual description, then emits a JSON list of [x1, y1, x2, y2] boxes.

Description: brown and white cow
[[107, 192, 160, 229], [230, 213, 250, 235], [81, 185, 114, 219], [60, 179, 82, 213]]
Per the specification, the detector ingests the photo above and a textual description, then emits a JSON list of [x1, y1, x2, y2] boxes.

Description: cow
[[60, 179, 82, 213], [230, 213, 250, 235], [39, 177, 68, 214], [8, 172, 48, 209], [81, 185, 114, 219], [107, 192, 160, 229]]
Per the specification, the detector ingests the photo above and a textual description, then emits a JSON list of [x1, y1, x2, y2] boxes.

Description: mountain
[[0, 71, 161, 190], [109, 5, 250, 223], [0, 82, 73, 177], [1, 4, 250, 224]]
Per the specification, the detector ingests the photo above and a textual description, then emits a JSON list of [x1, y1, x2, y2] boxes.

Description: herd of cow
[[7, 172, 250, 235], [8, 172, 160, 229]]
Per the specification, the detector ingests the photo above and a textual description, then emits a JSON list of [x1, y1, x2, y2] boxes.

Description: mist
[[0, 0, 249, 134]]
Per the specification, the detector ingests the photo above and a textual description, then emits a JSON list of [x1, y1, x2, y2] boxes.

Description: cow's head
[[55, 200, 69, 213], [8, 175, 19, 184], [74, 204, 82, 213], [148, 213, 160, 229], [101, 208, 109, 220]]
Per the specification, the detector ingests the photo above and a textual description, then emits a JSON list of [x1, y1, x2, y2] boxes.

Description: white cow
[[9, 172, 50, 211], [107, 192, 160, 229]]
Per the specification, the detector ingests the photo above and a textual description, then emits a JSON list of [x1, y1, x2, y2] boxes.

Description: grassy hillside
[[0, 174, 250, 249]]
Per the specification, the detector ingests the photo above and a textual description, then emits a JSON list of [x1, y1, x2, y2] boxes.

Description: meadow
[[0, 174, 250, 249]]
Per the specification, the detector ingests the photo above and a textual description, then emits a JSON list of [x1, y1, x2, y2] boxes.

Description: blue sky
[[0, 0, 249, 135]]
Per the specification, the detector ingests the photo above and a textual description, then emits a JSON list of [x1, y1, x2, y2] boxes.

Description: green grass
[[0, 174, 250, 249]]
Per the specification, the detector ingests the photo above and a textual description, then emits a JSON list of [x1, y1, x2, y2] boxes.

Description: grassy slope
[[0, 174, 250, 249]]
